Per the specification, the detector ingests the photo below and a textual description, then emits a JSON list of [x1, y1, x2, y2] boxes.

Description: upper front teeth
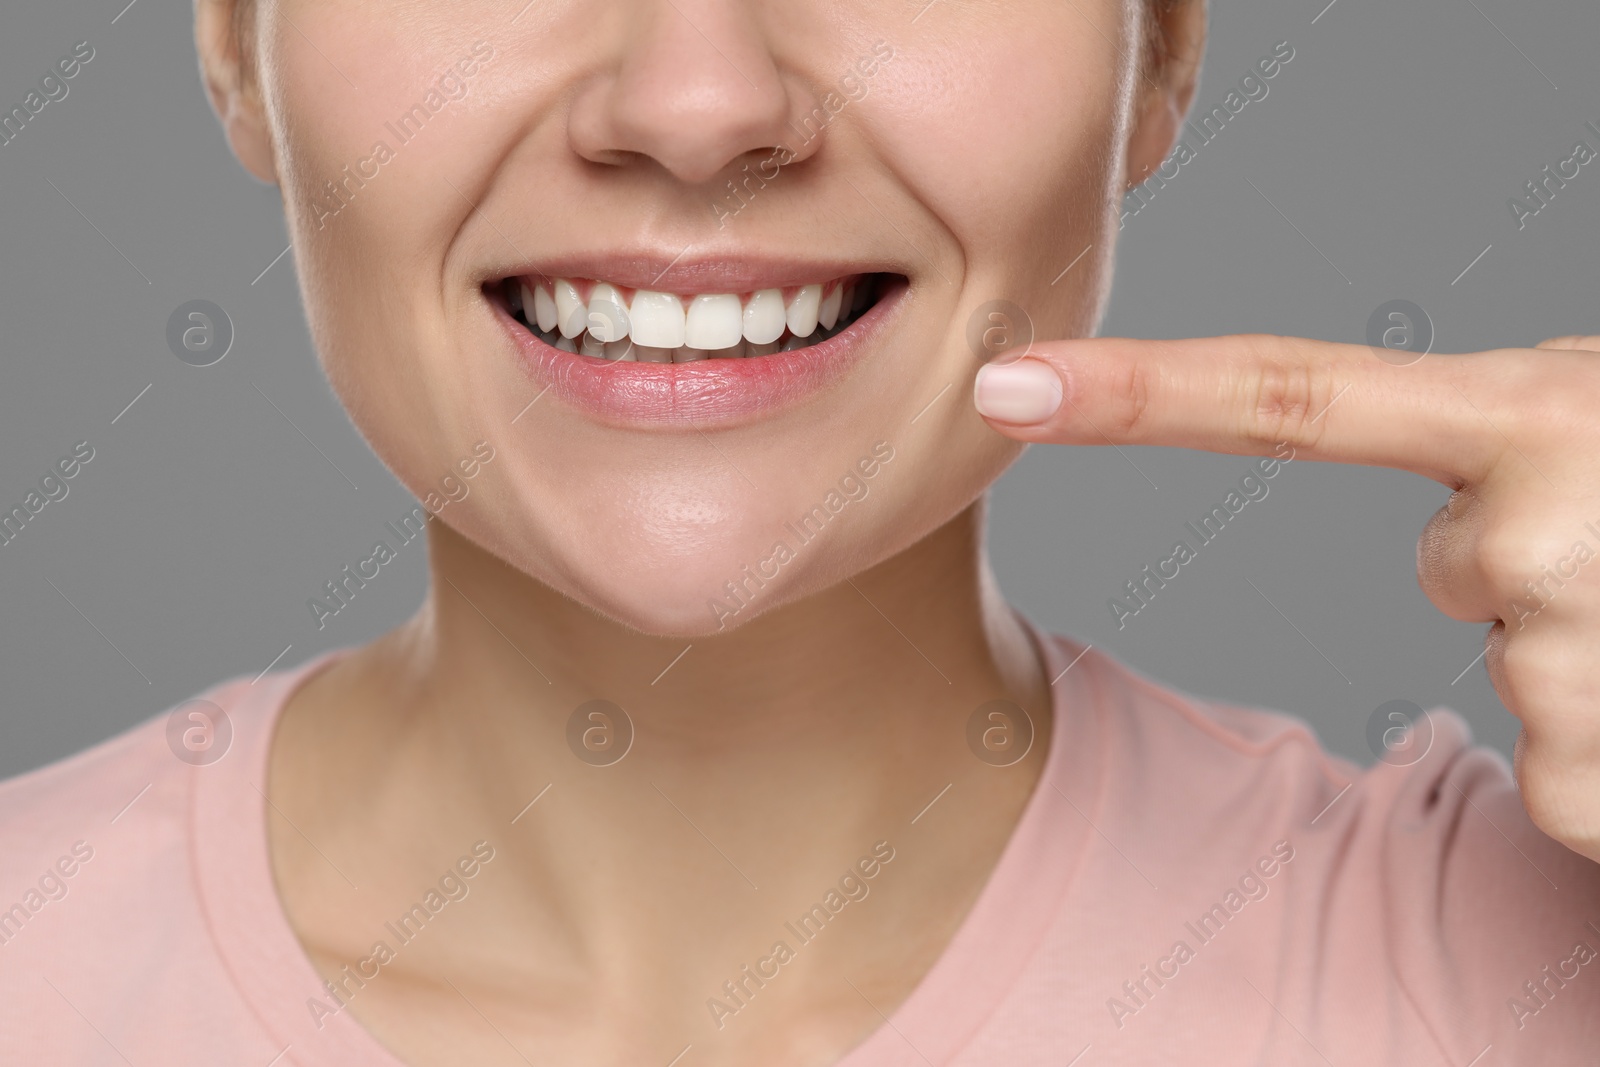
[[513, 275, 870, 358], [685, 293, 743, 350], [553, 278, 587, 338], [628, 290, 685, 348], [587, 283, 630, 342], [742, 289, 785, 344], [786, 284, 821, 337]]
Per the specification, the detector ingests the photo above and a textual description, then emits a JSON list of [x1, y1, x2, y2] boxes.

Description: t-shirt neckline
[[190, 618, 1103, 1066]]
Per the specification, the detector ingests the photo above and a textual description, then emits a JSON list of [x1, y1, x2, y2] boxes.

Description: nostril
[[585, 96, 797, 187], [565, 7, 802, 186]]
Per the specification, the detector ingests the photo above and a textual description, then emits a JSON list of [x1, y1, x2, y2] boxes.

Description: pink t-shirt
[[3, 631, 1598, 1064]]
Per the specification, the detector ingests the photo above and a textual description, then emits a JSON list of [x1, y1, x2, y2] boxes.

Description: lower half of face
[[263, 0, 1140, 636]]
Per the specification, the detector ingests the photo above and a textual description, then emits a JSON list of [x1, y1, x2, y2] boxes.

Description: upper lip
[[484, 251, 901, 294]]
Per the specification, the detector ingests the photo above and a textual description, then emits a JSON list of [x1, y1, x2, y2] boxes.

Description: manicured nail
[[973, 358, 1063, 424]]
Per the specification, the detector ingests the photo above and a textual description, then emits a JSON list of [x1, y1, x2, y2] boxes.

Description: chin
[[541, 540, 823, 639]]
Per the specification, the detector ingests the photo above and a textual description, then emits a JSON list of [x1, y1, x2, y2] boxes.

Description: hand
[[974, 333, 1600, 863]]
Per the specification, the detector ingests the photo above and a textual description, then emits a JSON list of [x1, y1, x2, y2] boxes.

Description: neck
[[269, 498, 1051, 1033], [415, 498, 1040, 748]]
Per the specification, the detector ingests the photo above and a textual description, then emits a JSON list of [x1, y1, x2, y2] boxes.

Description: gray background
[[1, 0, 1594, 779]]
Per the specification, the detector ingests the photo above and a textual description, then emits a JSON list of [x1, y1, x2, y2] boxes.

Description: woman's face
[[224, 0, 1174, 636]]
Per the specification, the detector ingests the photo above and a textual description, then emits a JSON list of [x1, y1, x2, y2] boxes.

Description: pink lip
[[492, 276, 906, 428]]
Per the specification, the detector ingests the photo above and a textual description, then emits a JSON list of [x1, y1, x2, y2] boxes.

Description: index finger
[[972, 334, 1512, 486]]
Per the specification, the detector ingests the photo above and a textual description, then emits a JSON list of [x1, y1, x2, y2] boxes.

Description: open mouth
[[492, 272, 895, 362]]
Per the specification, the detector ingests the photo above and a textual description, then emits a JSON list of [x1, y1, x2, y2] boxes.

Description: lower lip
[[494, 279, 905, 428]]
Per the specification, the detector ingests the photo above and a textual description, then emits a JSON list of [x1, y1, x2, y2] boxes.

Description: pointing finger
[[973, 334, 1516, 486]]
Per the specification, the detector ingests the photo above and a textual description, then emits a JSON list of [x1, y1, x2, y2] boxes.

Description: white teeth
[[685, 293, 743, 350], [532, 283, 558, 333], [786, 284, 821, 337], [742, 289, 786, 345], [629, 290, 686, 348], [817, 284, 843, 330], [521, 275, 877, 358], [554, 279, 587, 338], [587, 283, 631, 342]]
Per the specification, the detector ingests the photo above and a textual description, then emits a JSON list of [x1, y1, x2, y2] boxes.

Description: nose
[[567, 0, 820, 186]]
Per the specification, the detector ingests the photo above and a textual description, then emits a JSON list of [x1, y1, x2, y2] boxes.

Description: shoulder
[[0, 671, 268, 942], [1059, 633, 1596, 888], [0, 702, 187, 874], [0, 675, 251, 860], [1053, 634, 1600, 1057], [1058, 634, 1360, 809], [0, 671, 301, 1058]]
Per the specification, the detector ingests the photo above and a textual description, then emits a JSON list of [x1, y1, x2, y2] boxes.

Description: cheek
[[263, 7, 522, 518], [866, 16, 1126, 260], [262, 7, 494, 312]]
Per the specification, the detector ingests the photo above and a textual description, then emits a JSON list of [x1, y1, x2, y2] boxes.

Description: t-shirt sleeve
[[1361, 709, 1600, 1060]]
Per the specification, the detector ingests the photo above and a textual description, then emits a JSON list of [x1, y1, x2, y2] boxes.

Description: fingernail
[[974, 358, 1063, 424]]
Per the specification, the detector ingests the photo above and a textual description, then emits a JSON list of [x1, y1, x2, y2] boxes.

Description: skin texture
[[194, 1, 1206, 1064]]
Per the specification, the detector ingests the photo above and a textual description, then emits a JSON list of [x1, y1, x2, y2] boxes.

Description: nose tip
[[567, 1, 818, 186]]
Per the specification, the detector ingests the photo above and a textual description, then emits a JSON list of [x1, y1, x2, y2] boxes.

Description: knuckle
[[1474, 516, 1545, 587], [1237, 340, 1336, 451], [1108, 356, 1157, 438]]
